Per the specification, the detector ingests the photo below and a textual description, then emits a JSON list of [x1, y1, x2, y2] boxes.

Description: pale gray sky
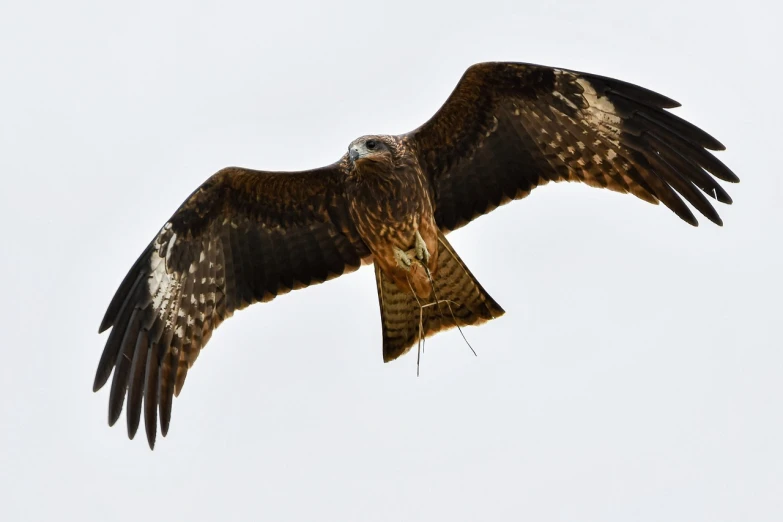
[[1, 1, 780, 520]]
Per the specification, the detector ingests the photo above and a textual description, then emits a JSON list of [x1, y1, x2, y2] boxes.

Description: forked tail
[[374, 231, 505, 363]]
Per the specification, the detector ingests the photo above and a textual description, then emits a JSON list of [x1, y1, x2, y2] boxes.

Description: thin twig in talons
[[420, 300, 461, 309], [422, 264, 477, 358], [405, 273, 425, 377], [420, 308, 427, 362]]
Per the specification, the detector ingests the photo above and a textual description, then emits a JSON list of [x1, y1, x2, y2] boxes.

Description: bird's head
[[348, 135, 395, 173]]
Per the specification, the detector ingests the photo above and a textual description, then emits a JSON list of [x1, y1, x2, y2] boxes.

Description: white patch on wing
[[165, 233, 178, 266], [552, 89, 579, 111], [148, 222, 182, 323], [574, 77, 622, 145]]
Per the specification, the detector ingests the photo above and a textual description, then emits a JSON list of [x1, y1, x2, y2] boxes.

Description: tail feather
[[375, 231, 505, 362]]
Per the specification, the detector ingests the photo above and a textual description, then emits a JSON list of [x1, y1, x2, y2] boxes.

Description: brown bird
[[94, 62, 738, 448]]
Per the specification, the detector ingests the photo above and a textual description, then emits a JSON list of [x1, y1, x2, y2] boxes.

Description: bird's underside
[[94, 61, 738, 448]]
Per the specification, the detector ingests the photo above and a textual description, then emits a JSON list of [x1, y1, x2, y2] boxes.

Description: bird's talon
[[394, 247, 412, 271], [414, 230, 430, 264]]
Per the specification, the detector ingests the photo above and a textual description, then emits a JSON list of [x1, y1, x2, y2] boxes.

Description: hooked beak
[[349, 147, 361, 162]]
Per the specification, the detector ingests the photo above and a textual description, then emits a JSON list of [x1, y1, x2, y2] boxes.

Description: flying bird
[[94, 62, 738, 448]]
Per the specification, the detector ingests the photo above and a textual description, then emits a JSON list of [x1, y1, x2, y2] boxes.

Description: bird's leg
[[394, 247, 412, 271], [414, 230, 430, 264]]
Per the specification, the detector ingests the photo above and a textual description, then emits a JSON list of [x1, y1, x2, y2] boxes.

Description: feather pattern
[[409, 62, 738, 231], [95, 164, 370, 448]]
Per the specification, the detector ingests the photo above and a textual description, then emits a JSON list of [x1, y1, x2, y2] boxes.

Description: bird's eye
[[366, 140, 376, 150]]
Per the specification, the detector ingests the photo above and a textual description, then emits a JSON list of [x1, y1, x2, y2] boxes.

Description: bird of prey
[[94, 62, 738, 448]]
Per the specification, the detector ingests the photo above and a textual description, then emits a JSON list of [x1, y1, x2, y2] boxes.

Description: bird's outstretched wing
[[94, 162, 369, 448], [408, 62, 738, 232]]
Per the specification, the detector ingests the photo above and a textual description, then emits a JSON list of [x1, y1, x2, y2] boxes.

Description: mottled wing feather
[[408, 62, 738, 231], [94, 162, 370, 448]]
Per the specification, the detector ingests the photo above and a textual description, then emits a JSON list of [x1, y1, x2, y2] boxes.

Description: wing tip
[[107, 398, 123, 427], [92, 374, 107, 393], [703, 212, 724, 227], [98, 320, 112, 334], [580, 71, 682, 110], [702, 136, 726, 152], [680, 208, 700, 227], [145, 406, 157, 449], [160, 402, 172, 438], [722, 171, 741, 184]]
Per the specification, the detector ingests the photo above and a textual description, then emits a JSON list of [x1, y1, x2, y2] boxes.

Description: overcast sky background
[[1, 1, 780, 520]]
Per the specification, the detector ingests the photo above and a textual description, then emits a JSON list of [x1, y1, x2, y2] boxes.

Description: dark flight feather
[[95, 164, 371, 448], [409, 62, 738, 232]]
